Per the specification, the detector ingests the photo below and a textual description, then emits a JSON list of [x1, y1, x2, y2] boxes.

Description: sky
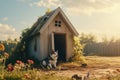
[[0, 0, 120, 41]]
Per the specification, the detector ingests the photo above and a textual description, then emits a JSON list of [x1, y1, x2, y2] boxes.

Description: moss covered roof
[[29, 9, 56, 37]]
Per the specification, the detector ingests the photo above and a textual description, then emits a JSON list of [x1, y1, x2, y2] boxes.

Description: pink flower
[[27, 59, 34, 65], [24, 74, 30, 79], [16, 60, 22, 64], [7, 64, 14, 71]]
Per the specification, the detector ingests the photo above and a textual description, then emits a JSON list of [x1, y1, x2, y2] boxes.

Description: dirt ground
[[44, 56, 120, 79]]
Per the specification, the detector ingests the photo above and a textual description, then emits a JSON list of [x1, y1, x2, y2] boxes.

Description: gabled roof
[[30, 7, 79, 37]]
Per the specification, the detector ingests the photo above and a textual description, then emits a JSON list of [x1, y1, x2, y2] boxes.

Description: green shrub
[[71, 36, 87, 64], [4, 75, 22, 80], [39, 73, 71, 80]]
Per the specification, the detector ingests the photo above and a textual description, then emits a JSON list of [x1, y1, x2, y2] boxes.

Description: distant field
[[86, 56, 120, 69]]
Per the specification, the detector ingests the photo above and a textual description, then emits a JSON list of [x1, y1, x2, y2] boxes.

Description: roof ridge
[[29, 8, 57, 36]]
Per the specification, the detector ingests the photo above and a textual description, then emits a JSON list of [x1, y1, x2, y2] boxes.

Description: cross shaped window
[[55, 20, 61, 27]]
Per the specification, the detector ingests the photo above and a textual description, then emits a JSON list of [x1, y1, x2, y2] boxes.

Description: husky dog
[[42, 50, 58, 69]]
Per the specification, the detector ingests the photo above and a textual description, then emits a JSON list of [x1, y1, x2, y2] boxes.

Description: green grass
[[1, 64, 120, 80], [0, 65, 71, 80], [1, 56, 120, 80]]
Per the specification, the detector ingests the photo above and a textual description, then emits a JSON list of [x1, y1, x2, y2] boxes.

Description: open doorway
[[54, 34, 66, 62]]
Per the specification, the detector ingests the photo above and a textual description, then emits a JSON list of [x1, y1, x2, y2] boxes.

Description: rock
[[116, 69, 120, 72], [72, 74, 82, 80], [81, 63, 87, 68]]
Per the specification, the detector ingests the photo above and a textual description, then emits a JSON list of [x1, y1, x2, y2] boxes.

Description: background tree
[[79, 33, 97, 55], [80, 33, 97, 44], [5, 27, 31, 65], [80, 33, 120, 56], [0, 38, 17, 55]]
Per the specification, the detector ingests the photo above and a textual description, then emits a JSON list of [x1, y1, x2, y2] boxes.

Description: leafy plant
[[71, 36, 87, 65], [4, 73, 22, 80]]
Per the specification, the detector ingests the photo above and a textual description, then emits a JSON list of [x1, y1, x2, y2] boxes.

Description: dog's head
[[50, 50, 58, 60]]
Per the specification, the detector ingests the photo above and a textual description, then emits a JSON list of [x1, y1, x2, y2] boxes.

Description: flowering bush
[[11, 59, 35, 71], [27, 59, 34, 65], [16, 60, 22, 64], [7, 63, 14, 71], [71, 36, 87, 65], [14, 60, 26, 71], [27, 59, 34, 70]]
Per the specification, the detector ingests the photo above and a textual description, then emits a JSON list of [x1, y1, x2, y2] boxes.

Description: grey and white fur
[[42, 50, 58, 69]]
